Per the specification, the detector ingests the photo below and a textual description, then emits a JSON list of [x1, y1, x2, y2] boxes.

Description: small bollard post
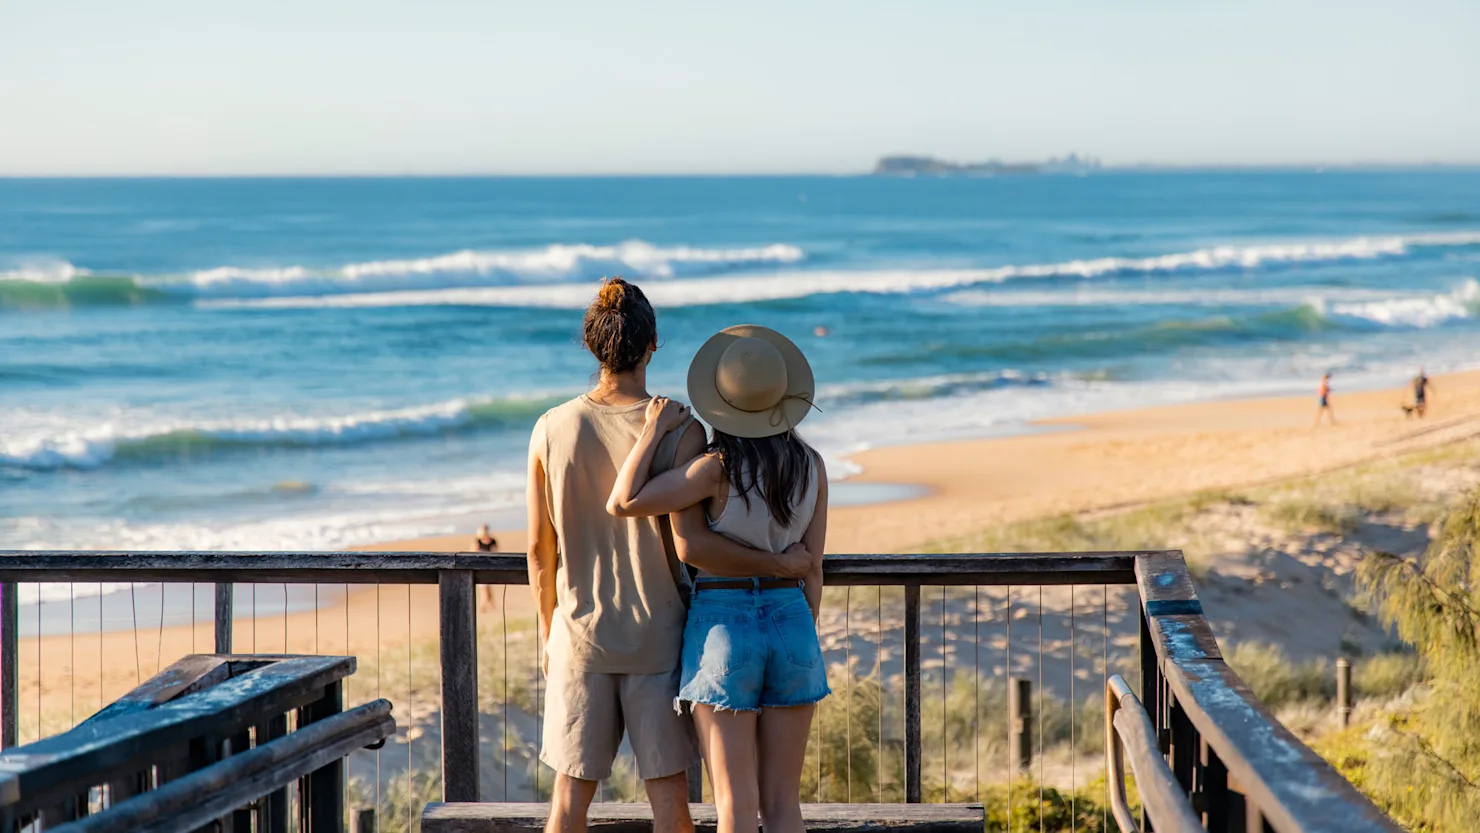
[[1336, 657, 1353, 727], [1010, 677, 1032, 771], [351, 808, 376, 833]]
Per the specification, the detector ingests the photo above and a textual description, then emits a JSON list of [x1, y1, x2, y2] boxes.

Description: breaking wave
[[0, 395, 562, 472], [201, 231, 1480, 311]]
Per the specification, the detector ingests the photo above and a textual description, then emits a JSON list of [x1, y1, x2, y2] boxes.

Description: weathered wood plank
[[0, 551, 1143, 587], [214, 583, 233, 653], [439, 570, 479, 802], [0, 655, 354, 807], [64, 700, 393, 833], [903, 586, 922, 803], [1, 581, 15, 751], [1133, 552, 1401, 832], [421, 803, 986, 833], [1135, 551, 1200, 604], [1160, 657, 1399, 832], [300, 681, 346, 833], [83, 656, 230, 724]]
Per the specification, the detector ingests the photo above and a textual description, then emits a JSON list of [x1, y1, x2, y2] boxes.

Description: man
[[526, 278, 811, 833], [1414, 368, 1433, 418]]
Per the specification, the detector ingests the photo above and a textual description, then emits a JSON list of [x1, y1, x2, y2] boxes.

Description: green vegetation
[[1323, 486, 1480, 830]]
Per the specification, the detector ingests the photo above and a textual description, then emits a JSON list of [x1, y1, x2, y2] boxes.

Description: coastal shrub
[[1261, 499, 1358, 535], [1345, 486, 1480, 829], [1224, 641, 1331, 707], [1353, 651, 1423, 700]]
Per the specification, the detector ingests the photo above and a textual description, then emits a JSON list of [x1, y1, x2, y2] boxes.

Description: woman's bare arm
[[800, 456, 829, 619]]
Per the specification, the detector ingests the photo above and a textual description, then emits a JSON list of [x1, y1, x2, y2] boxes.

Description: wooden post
[[440, 569, 480, 801], [1336, 657, 1352, 728], [351, 808, 377, 833], [904, 584, 921, 803], [260, 714, 290, 833], [299, 681, 345, 833], [1138, 605, 1160, 832], [686, 761, 703, 803], [1010, 677, 1032, 772], [1, 581, 16, 749], [214, 582, 234, 654]]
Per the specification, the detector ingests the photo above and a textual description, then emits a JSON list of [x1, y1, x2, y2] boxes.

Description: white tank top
[[699, 457, 819, 580]]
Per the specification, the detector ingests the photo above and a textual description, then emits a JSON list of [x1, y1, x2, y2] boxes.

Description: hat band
[[716, 390, 821, 431]]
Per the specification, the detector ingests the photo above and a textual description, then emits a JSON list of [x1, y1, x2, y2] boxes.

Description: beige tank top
[[700, 457, 819, 580], [535, 395, 691, 674]]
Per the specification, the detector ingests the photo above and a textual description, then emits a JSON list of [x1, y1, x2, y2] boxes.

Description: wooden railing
[[0, 550, 1398, 831], [0, 653, 393, 831]]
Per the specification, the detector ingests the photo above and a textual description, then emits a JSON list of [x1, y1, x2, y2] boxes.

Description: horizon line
[[4, 161, 1480, 179]]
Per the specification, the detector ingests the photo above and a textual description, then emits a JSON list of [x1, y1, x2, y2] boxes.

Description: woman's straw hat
[[687, 325, 816, 439]]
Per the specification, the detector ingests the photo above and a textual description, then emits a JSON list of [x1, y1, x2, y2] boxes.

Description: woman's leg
[[756, 705, 816, 833], [692, 704, 761, 833]]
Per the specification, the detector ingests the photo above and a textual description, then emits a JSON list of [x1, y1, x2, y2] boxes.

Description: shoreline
[[10, 370, 1479, 733]]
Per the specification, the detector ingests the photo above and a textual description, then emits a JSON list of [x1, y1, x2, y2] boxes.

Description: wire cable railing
[[0, 550, 1397, 832]]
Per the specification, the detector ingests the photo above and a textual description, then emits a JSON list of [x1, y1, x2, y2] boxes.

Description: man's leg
[[620, 669, 700, 833], [645, 771, 694, 833], [541, 657, 622, 833], [547, 774, 599, 833]]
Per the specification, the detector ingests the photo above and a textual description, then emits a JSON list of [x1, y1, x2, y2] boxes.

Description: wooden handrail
[[0, 550, 1148, 585], [1135, 552, 1401, 832], [1105, 674, 1201, 833], [0, 549, 1403, 829]]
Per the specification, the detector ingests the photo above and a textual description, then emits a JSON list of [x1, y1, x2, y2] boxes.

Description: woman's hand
[[645, 396, 689, 433]]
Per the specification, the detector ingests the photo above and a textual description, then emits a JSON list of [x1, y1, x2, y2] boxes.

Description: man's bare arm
[[667, 422, 811, 579], [525, 419, 559, 661]]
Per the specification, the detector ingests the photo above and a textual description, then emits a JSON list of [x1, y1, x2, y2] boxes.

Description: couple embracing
[[525, 277, 830, 833]]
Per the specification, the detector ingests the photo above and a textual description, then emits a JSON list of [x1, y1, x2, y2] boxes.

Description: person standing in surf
[[606, 325, 830, 833], [525, 280, 812, 833]]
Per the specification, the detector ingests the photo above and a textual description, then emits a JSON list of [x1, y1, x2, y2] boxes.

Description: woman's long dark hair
[[709, 429, 816, 528]]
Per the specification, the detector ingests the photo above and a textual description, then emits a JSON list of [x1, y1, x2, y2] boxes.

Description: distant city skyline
[[3, 0, 1478, 176]]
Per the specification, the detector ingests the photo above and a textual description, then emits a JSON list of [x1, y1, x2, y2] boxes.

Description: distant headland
[[872, 153, 1101, 177]]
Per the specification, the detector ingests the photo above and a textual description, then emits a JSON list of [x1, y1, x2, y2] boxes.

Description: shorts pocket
[[772, 604, 822, 669], [685, 615, 752, 677]]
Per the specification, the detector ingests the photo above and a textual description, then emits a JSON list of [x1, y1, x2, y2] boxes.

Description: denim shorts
[[678, 583, 831, 712]]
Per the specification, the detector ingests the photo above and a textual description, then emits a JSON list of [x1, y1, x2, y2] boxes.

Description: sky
[[2, 0, 1478, 175]]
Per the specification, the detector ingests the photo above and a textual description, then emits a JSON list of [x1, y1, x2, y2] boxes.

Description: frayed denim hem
[[677, 695, 762, 715]]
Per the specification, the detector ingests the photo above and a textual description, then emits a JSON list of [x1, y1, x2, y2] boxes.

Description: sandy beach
[[14, 370, 1480, 743]]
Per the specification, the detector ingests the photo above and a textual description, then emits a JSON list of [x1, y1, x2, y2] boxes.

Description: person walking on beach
[[472, 524, 498, 551], [473, 525, 500, 611], [1315, 372, 1336, 426], [526, 281, 812, 833], [1413, 368, 1433, 418], [607, 325, 829, 833]]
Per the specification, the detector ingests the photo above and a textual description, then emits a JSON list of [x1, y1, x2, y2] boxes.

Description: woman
[[607, 325, 829, 833]]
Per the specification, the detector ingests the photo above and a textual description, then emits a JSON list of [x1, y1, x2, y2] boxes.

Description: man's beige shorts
[[540, 656, 699, 781]]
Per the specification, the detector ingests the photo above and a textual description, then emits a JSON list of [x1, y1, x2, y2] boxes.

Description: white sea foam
[[166, 241, 805, 298], [1324, 279, 1480, 328], [201, 231, 1480, 310], [0, 260, 90, 283]]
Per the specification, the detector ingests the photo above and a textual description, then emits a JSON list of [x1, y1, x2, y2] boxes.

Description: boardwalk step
[[422, 802, 985, 833]]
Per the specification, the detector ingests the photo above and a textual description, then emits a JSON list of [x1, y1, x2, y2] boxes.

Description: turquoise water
[[4, 172, 1480, 567]]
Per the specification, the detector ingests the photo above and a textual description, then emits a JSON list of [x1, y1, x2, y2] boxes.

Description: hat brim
[[687, 325, 816, 439]]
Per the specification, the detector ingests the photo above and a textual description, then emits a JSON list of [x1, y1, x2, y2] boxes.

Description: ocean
[[4, 171, 1480, 569]]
